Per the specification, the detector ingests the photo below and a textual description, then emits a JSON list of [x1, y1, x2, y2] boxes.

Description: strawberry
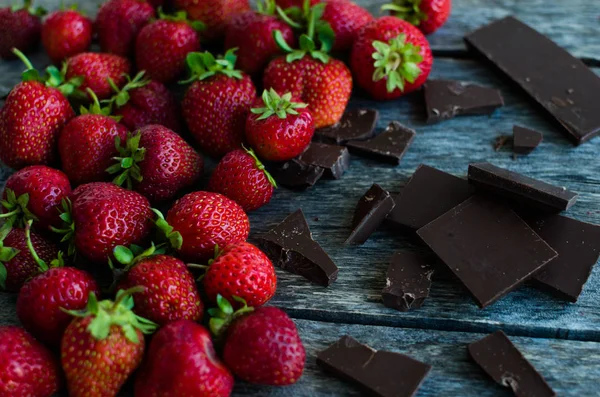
[[0, 223, 58, 292], [135, 319, 234, 397], [2, 165, 71, 230], [160, 191, 250, 262], [59, 92, 129, 186], [96, 0, 155, 57], [276, 0, 320, 8], [264, 32, 352, 128], [382, 0, 451, 34], [53, 182, 153, 264], [42, 7, 93, 64], [0, 326, 62, 397], [174, 0, 250, 42], [224, 0, 296, 75], [108, 71, 183, 133], [245, 89, 314, 161], [181, 50, 256, 157], [107, 125, 203, 203], [204, 242, 276, 307], [65, 52, 131, 100], [322, 0, 373, 51], [210, 296, 306, 385], [135, 10, 202, 84], [208, 147, 275, 211], [114, 244, 203, 326], [0, 0, 44, 59], [350, 16, 432, 100], [61, 289, 157, 397], [0, 50, 77, 169]]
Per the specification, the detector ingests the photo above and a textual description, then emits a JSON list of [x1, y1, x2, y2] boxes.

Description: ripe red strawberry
[[382, 0, 451, 34], [174, 0, 250, 42], [0, 0, 44, 59], [96, 0, 155, 57], [54, 182, 153, 263], [264, 33, 352, 128], [135, 10, 202, 84], [42, 8, 93, 64], [2, 165, 71, 230], [322, 0, 373, 51], [182, 50, 256, 157], [0, 326, 62, 396], [115, 245, 203, 325], [224, 1, 296, 75], [65, 52, 131, 100], [246, 89, 314, 161], [208, 148, 275, 211], [0, 51, 76, 169], [108, 71, 183, 133], [107, 125, 203, 204], [135, 319, 234, 396], [210, 297, 306, 385], [61, 289, 156, 397], [204, 242, 276, 307], [351, 16, 433, 100], [162, 191, 250, 262]]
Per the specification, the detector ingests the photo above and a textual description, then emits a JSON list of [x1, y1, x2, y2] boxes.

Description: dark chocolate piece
[[417, 195, 558, 308], [424, 79, 504, 123], [388, 165, 475, 229], [513, 126, 543, 154], [468, 162, 578, 212], [519, 213, 600, 302], [382, 252, 434, 311], [317, 335, 431, 397], [469, 331, 556, 397], [465, 16, 600, 144], [270, 159, 324, 190], [346, 184, 395, 245], [347, 121, 415, 165], [298, 142, 350, 179], [257, 209, 338, 286], [314, 109, 378, 144]]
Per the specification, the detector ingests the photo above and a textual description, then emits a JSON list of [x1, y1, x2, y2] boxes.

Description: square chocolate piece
[[314, 109, 379, 144], [513, 125, 543, 154], [270, 159, 324, 190], [298, 142, 350, 179], [347, 121, 416, 165], [382, 252, 434, 312]]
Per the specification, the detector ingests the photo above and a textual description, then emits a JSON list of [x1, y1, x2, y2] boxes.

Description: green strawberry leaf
[[0, 262, 7, 290]]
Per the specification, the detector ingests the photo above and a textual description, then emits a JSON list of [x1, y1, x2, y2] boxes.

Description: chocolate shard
[[317, 335, 432, 397], [465, 16, 600, 145], [468, 162, 578, 212], [347, 121, 416, 165], [417, 195, 558, 308], [388, 165, 475, 230], [513, 125, 543, 154], [519, 213, 600, 302], [346, 184, 395, 245], [424, 79, 504, 123], [469, 331, 556, 397], [257, 209, 338, 286], [298, 142, 350, 179], [314, 109, 379, 144], [270, 159, 324, 190], [382, 252, 434, 312]]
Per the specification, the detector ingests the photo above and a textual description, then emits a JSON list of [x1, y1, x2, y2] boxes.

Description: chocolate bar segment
[[314, 109, 378, 144], [317, 335, 431, 397], [347, 121, 415, 165], [382, 252, 434, 311], [465, 16, 600, 144], [298, 142, 350, 179], [468, 162, 578, 212], [468, 331, 556, 397], [424, 79, 504, 123], [346, 184, 395, 245], [513, 126, 543, 155], [270, 159, 324, 190]]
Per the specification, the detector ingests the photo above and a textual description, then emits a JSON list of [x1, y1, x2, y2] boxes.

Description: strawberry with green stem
[[382, 0, 451, 35], [0, 0, 45, 59], [65, 52, 131, 100]]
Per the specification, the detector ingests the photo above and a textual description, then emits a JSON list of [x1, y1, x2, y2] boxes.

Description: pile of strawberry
[[0, 0, 450, 395]]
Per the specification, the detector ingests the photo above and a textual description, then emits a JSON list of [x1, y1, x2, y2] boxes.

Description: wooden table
[[1, 0, 599, 395]]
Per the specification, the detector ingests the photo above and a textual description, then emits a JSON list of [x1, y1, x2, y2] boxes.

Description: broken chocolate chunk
[[382, 252, 434, 312], [346, 184, 395, 245], [347, 121, 415, 165], [270, 159, 324, 190], [314, 109, 379, 144], [513, 126, 543, 154], [257, 209, 338, 286], [424, 79, 504, 123], [298, 142, 350, 179], [317, 335, 432, 397], [469, 331, 556, 397]]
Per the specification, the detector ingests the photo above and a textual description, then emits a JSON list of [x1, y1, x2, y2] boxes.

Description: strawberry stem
[[0, 189, 38, 228], [250, 88, 308, 121], [152, 209, 183, 251], [381, 0, 428, 26], [371, 33, 423, 93], [180, 49, 243, 84], [50, 198, 76, 257], [208, 294, 254, 336], [105, 71, 150, 109], [107, 132, 146, 190], [24, 220, 48, 272], [243, 146, 277, 188], [0, 222, 19, 290]]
